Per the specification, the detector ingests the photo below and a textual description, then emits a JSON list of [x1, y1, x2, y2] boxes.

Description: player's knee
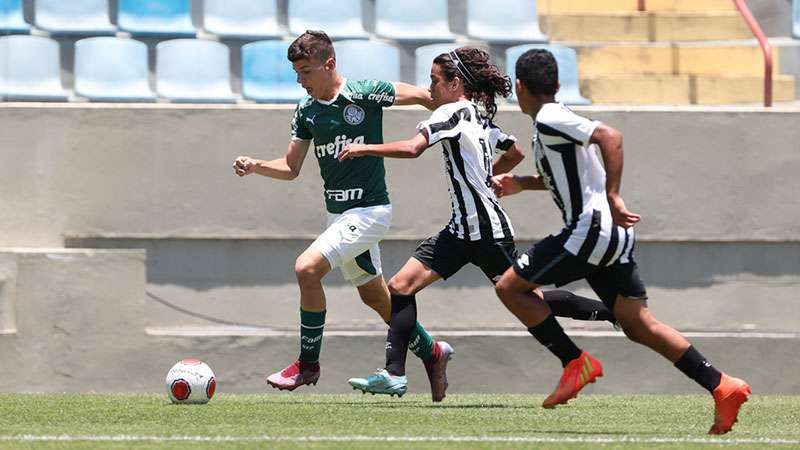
[[294, 257, 323, 284], [494, 278, 512, 300], [387, 277, 415, 296]]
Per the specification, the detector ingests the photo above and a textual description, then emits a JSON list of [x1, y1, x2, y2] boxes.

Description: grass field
[[1, 393, 799, 449]]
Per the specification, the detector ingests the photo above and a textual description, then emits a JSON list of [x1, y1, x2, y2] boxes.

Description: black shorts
[[413, 229, 516, 283], [513, 232, 647, 310]]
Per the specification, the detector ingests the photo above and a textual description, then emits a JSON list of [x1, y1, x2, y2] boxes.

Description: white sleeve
[[537, 105, 600, 147], [416, 104, 465, 147], [490, 127, 517, 152]]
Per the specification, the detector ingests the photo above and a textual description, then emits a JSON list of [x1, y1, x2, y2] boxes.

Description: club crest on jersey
[[343, 104, 365, 126]]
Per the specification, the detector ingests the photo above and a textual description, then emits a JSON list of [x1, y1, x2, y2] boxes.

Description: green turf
[[0, 393, 798, 449]]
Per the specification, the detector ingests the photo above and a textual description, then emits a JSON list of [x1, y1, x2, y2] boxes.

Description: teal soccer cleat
[[348, 369, 407, 397]]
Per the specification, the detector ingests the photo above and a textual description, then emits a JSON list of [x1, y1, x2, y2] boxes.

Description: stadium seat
[[287, 0, 367, 39], [334, 40, 399, 82], [794, 0, 800, 39], [414, 44, 460, 87], [0, 35, 68, 101], [466, 0, 548, 43], [375, 0, 454, 41], [241, 40, 306, 103], [0, 0, 29, 32], [506, 44, 590, 105], [203, 0, 281, 39], [34, 0, 116, 35], [118, 0, 195, 37], [74, 37, 156, 102], [156, 39, 235, 103]]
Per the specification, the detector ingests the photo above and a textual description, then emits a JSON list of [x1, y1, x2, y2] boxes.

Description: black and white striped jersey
[[417, 100, 516, 241], [533, 103, 635, 266]]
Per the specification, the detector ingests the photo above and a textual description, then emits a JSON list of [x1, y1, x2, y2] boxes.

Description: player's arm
[[492, 142, 525, 175], [233, 139, 310, 181], [338, 130, 429, 161], [491, 173, 546, 197], [591, 124, 640, 228], [392, 82, 435, 110]]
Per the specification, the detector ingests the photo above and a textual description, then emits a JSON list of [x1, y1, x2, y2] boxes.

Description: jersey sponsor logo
[[368, 92, 394, 104], [315, 134, 365, 158], [343, 104, 365, 126], [325, 188, 364, 202]]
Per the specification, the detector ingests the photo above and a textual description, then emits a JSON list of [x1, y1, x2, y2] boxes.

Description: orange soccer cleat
[[708, 373, 751, 435], [542, 351, 603, 408]]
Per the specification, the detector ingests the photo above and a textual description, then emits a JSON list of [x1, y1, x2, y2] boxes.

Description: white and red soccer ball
[[165, 359, 216, 404]]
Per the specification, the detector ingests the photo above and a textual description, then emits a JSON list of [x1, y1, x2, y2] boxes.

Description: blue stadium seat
[[466, 0, 548, 43], [0, 35, 68, 101], [241, 40, 306, 103], [203, 0, 281, 39], [794, 0, 800, 39], [414, 43, 459, 87], [375, 0, 454, 41], [118, 0, 195, 37], [506, 44, 590, 105], [74, 37, 156, 102], [35, 0, 116, 35], [334, 40, 399, 82], [0, 0, 29, 32], [156, 39, 235, 103], [288, 0, 367, 39]]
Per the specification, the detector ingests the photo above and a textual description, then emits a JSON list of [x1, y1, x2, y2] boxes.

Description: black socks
[[674, 345, 722, 393], [528, 314, 583, 367], [385, 294, 417, 376]]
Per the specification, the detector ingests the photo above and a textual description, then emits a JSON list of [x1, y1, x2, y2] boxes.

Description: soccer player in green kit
[[233, 30, 453, 400]]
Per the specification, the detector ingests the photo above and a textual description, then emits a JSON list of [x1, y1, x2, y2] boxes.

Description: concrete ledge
[[545, 13, 651, 42], [540, 0, 735, 13], [581, 75, 691, 104], [694, 75, 796, 104], [677, 44, 780, 76], [0, 249, 146, 392], [577, 44, 677, 76], [653, 12, 752, 41]]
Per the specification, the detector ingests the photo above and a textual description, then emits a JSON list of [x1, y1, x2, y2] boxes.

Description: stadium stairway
[[538, 0, 797, 104]]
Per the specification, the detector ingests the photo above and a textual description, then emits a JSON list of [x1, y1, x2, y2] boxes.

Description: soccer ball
[[165, 358, 216, 404]]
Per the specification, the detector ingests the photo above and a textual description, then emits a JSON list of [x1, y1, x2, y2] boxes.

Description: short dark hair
[[515, 49, 558, 96], [287, 30, 335, 63]]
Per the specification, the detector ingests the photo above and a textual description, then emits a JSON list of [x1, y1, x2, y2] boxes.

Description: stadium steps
[[537, 1, 796, 104]]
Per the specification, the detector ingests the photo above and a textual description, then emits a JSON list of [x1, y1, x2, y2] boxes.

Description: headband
[[448, 50, 476, 86]]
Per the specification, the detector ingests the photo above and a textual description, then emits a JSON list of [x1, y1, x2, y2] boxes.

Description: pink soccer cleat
[[266, 360, 320, 391], [423, 341, 454, 402]]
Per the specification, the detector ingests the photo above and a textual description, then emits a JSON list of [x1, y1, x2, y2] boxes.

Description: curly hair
[[433, 47, 511, 120]]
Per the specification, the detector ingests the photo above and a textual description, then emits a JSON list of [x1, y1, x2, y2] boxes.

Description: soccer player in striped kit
[[493, 48, 750, 433], [339, 47, 608, 402]]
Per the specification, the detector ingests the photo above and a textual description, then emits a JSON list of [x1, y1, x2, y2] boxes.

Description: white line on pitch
[[145, 326, 800, 339], [2, 435, 800, 445]]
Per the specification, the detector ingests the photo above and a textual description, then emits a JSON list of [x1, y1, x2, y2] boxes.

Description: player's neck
[[526, 95, 556, 119], [317, 74, 345, 102]]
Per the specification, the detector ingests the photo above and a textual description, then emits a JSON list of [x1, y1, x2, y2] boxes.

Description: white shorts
[[310, 204, 392, 287]]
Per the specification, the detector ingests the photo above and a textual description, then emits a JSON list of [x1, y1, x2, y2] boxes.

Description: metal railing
[[638, 0, 773, 106], [732, 0, 773, 106]]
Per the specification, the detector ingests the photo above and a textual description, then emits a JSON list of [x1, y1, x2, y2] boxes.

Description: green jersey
[[291, 79, 395, 214]]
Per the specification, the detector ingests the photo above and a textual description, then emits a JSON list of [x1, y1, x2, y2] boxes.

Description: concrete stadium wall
[[2, 104, 799, 245], [1, 104, 799, 393]]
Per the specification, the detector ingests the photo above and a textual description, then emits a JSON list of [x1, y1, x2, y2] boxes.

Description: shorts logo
[[343, 104, 365, 126], [516, 254, 530, 268]]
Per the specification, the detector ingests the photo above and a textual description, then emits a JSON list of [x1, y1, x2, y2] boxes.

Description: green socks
[[299, 309, 326, 363], [408, 321, 434, 362]]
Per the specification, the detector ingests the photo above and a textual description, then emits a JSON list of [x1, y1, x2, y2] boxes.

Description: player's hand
[[337, 144, 368, 161], [491, 173, 523, 198], [607, 194, 641, 228], [233, 156, 257, 176]]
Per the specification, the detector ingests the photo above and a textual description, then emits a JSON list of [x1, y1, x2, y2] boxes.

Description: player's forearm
[[392, 82, 435, 110], [599, 133, 624, 197], [253, 158, 299, 180], [517, 175, 546, 191], [492, 147, 525, 175], [360, 141, 424, 158]]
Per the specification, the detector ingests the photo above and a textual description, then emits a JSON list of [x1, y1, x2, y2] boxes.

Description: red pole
[[732, 0, 773, 106], [638, 0, 645, 11]]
